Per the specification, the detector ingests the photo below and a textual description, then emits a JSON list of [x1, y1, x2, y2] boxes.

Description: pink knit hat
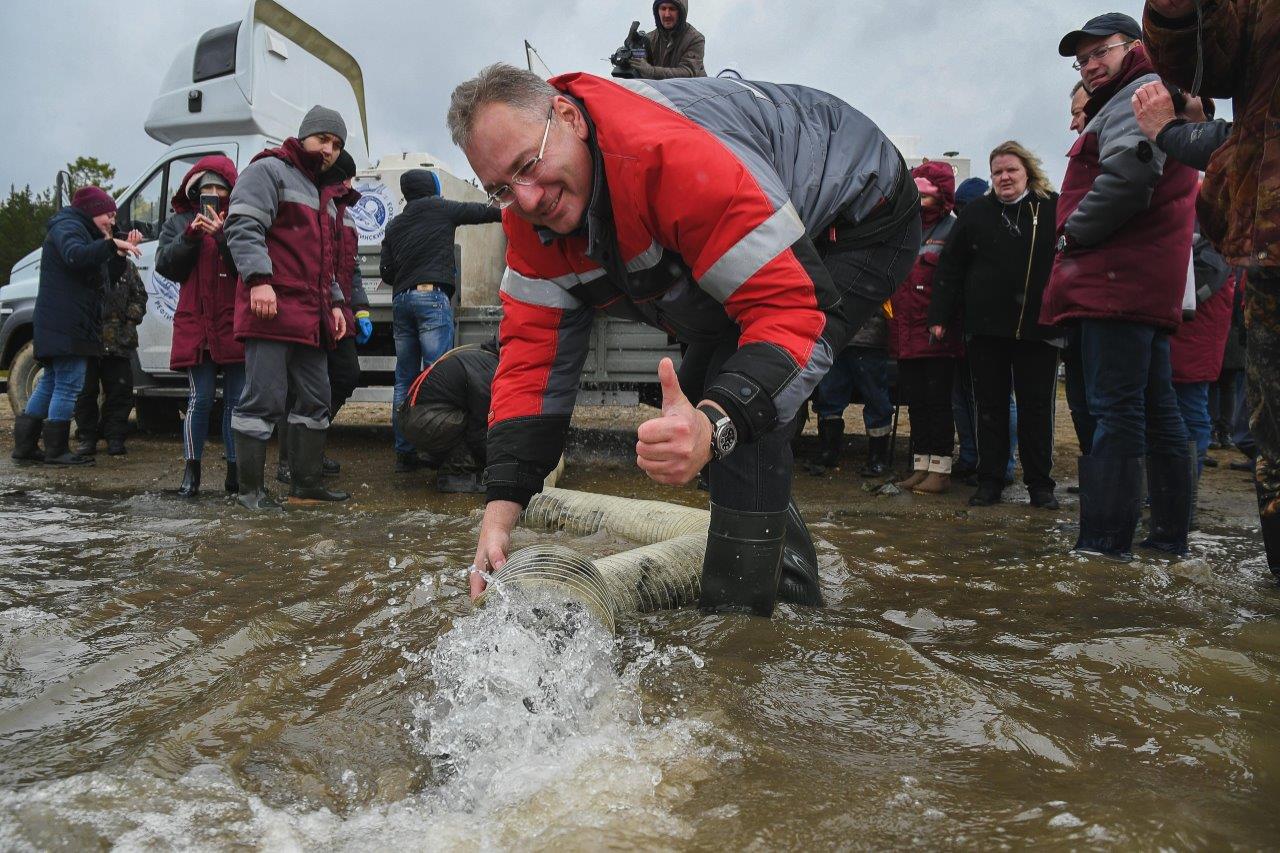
[[71, 186, 117, 217]]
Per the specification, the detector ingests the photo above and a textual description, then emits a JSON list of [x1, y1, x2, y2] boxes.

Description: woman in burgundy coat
[[889, 160, 961, 495], [155, 155, 244, 497]]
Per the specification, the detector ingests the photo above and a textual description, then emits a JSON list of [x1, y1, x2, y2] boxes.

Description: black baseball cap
[[1058, 12, 1143, 57]]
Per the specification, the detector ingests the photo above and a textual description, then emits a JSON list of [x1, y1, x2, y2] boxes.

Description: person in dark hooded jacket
[[155, 155, 243, 497], [632, 0, 707, 79], [12, 186, 142, 467], [380, 168, 501, 472]]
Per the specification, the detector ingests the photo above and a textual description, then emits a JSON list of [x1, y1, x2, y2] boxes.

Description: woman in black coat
[[11, 187, 141, 466], [928, 141, 1062, 509]]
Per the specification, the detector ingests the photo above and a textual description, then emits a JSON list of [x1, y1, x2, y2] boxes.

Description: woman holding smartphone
[[155, 155, 243, 497]]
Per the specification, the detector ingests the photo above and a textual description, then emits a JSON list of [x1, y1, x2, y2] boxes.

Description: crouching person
[[13, 186, 141, 466], [397, 339, 499, 493], [156, 156, 244, 497], [224, 105, 351, 509]]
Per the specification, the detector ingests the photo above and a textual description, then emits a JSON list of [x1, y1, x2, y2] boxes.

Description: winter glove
[[355, 310, 373, 345]]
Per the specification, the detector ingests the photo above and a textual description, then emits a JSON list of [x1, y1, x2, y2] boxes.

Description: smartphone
[[198, 192, 220, 219]]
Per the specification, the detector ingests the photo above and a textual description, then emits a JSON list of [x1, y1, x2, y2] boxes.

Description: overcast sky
[[0, 0, 1215, 197]]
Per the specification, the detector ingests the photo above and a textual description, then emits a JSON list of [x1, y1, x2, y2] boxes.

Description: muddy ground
[[0, 395, 1262, 541]]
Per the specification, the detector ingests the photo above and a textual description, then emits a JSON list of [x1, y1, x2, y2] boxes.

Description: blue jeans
[[185, 360, 245, 462], [1174, 381, 1211, 475], [813, 347, 892, 436], [1079, 319, 1190, 460], [393, 289, 454, 453], [25, 356, 87, 422]]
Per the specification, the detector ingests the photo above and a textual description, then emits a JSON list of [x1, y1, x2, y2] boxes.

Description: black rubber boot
[[777, 500, 824, 607], [224, 461, 238, 494], [859, 433, 889, 477], [1258, 482, 1280, 581], [699, 503, 787, 617], [809, 418, 843, 473], [106, 436, 126, 456], [1074, 455, 1143, 560], [75, 431, 97, 457], [42, 421, 93, 466], [1139, 450, 1196, 556], [11, 413, 45, 463], [288, 427, 349, 502], [275, 420, 291, 485], [233, 432, 281, 511], [177, 459, 201, 498]]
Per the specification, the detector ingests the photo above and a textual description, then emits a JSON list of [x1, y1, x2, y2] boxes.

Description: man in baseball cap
[[1058, 12, 1143, 58]]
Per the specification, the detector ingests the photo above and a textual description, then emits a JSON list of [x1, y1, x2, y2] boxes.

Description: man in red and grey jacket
[[225, 105, 351, 510], [1039, 13, 1198, 559], [447, 65, 919, 616]]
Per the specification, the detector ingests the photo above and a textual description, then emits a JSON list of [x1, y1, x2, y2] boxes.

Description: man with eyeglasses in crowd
[[1142, 0, 1280, 580], [1039, 13, 1199, 560], [447, 64, 919, 617], [379, 169, 502, 473]]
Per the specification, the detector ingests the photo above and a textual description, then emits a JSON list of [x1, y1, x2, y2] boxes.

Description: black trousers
[[966, 335, 1060, 490], [327, 336, 361, 418], [1062, 327, 1094, 455], [74, 354, 134, 440], [899, 356, 955, 458], [677, 210, 920, 513], [1209, 368, 1241, 436]]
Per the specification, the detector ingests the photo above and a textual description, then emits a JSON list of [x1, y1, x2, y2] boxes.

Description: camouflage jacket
[[100, 260, 148, 355], [1144, 1, 1280, 268]]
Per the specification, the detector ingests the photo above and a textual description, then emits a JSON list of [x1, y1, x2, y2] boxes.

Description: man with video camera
[[615, 1, 706, 80]]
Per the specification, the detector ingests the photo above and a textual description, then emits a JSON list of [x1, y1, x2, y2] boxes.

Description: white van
[[0, 0, 506, 426]]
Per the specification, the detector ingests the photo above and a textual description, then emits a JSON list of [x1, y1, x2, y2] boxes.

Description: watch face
[[716, 420, 738, 457]]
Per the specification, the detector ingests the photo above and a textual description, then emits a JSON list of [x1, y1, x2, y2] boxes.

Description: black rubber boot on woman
[[11, 414, 44, 463], [42, 421, 93, 466], [177, 460, 201, 498]]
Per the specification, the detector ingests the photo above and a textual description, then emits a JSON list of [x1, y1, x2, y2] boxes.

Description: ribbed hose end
[[477, 544, 618, 633]]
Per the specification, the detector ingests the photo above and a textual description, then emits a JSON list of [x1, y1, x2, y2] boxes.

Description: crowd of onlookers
[[7, 3, 1277, 577]]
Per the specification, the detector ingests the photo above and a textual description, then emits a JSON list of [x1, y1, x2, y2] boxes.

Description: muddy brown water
[[0, 410, 1277, 850]]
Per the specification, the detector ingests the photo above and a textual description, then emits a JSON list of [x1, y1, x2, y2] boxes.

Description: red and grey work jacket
[[486, 73, 906, 505]]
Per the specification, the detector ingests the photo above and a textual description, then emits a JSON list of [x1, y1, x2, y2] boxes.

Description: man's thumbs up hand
[[636, 357, 714, 485]]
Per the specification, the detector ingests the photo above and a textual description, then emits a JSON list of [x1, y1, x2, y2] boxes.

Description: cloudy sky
[[0, 0, 1212, 197]]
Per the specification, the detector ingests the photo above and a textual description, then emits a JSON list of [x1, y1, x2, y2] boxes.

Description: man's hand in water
[[471, 499, 522, 598], [636, 357, 713, 486]]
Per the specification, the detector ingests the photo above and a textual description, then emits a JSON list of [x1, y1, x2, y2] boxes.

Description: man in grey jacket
[[224, 105, 351, 509], [1040, 13, 1199, 560]]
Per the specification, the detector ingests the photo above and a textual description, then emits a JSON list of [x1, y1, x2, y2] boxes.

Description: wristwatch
[[697, 404, 738, 460]]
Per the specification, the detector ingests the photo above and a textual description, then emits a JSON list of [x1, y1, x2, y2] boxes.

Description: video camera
[[609, 21, 648, 78]]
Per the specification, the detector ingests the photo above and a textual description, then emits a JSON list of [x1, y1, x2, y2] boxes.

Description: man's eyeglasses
[[485, 107, 554, 209], [1072, 40, 1135, 71]]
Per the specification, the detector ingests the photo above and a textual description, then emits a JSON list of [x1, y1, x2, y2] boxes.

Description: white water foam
[[0, 585, 713, 850]]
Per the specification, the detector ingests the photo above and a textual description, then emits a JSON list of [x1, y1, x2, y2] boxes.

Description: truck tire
[[134, 396, 183, 435], [6, 342, 41, 416]]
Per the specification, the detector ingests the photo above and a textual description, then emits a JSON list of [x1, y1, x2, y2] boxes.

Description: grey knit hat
[[298, 105, 347, 146]]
